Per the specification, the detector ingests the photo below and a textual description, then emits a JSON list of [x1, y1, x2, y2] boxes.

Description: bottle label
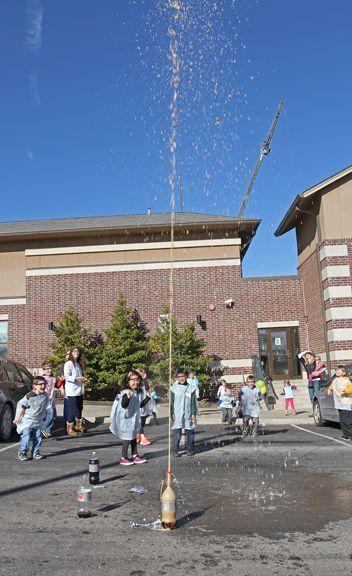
[[89, 464, 99, 473], [161, 501, 176, 512], [76, 489, 92, 503]]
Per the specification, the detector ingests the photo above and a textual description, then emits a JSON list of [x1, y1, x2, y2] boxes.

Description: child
[[187, 371, 200, 399], [218, 384, 235, 424], [41, 363, 58, 438], [171, 368, 198, 457], [136, 367, 152, 446], [109, 370, 150, 466], [13, 376, 49, 461], [239, 374, 262, 437], [281, 379, 297, 415], [328, 365, 352, 440], [148, 385, 159, 425], [216, 379, 226, 400]]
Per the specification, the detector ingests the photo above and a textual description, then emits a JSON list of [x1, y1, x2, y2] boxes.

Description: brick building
[[1, 165, 350, 382], [275, 164, 352, 373], [0, 211, 307, 383]]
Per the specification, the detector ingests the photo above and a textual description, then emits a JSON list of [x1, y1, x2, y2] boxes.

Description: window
[[3, 361, 22, 382], [0, 321, 8, 359]]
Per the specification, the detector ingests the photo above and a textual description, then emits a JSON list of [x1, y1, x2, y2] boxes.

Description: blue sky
[[1, 0, 351, 277]]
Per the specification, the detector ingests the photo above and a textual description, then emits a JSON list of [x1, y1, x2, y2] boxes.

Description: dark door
[[267, 328, 294, 379]]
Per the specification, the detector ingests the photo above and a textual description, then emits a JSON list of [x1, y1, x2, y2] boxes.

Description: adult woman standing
[[64, 348, 87, 436], [298, 350, 316, 405]]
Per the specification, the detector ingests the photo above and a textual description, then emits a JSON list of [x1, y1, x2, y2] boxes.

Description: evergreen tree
[[149, 306, 210, 387], [99, 295, 149, 386], [44, 309, 91, 371]]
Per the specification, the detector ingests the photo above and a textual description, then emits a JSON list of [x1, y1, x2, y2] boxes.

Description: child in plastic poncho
[[171, 368, 198, 457], [240, 374, 262, 437], [109, 370, 150, 466], [328, 365, 352, 440]]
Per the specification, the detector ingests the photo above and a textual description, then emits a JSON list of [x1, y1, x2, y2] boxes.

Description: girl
[[109, 370, 150, 466], [281, 379, 297, 415], [64, 348, 88, 436]]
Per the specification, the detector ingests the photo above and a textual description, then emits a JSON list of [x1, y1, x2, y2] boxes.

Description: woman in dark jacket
[[298, 350, 316, 405]]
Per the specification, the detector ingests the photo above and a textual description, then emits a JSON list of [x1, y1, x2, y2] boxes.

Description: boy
[[218, 383, 234, 424], [328, 365, 352, 440], [13, 376, 49, 461], [171, 368, 198, 457], [41, 363, 58, 438], [240, 374, 262, 437]]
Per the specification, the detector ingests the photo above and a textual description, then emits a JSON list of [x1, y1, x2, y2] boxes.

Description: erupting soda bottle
[[89, 451, 100, 485], [160, 473, 177, 530], [76, 474, 92, 518]]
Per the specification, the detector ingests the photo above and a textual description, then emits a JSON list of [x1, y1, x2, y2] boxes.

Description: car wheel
[[0, 404, 14, 441], [313, 399, 325, 427]]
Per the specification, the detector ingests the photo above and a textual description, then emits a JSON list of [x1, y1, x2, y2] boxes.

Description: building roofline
[[0, 212, 261, 256], [275, 164, 352, 237]]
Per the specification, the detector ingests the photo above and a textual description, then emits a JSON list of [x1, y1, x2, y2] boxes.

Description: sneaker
[[140, 436, 151, 446], [41, 429, 51, 438], [119, 458, 134, 466], [132, 455, 146, 464], [33, 453, 43, 460], [136, 434, 141, 443], [187, 450, 195, 456], [18, 452, 29, 461], [172, 451, 181, 457], [340, 434, 347, 439]]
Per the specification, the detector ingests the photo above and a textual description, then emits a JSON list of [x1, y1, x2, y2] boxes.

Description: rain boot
[[66, 422, 78, 436], [75, 418, 87, 433]]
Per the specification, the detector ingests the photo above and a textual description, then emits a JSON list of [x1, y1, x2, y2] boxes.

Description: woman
[[298, 350, 316, 405], [64, 348, 87, 436]]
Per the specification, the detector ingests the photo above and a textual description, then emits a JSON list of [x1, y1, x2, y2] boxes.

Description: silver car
[[0, 359, 33, 441]]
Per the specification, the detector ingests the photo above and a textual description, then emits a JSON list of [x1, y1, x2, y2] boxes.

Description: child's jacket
[[109, 390, 141, 440], [15, 392, 48, 434], [330, 376, 352, 411], [170, 381, 198, 430], [240, 386, 261, 417], [218, 393, 234, 409]]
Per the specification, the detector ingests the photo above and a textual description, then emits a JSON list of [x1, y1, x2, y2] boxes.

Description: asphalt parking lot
[[1, 410, 352, 576]]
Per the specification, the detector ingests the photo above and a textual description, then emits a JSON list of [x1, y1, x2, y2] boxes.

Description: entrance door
[[258, 326, 300, 380], [267, 328, 293, 379]]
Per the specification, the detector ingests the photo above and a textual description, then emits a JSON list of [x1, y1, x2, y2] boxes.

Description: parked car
[[313, 364, 352, 427], [0, 359, 33, 441]]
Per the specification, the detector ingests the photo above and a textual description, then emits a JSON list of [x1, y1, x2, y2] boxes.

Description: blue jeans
[[20, 427, 42, 455], [173, 428, 195, 453], [42, 405, 57, 432]]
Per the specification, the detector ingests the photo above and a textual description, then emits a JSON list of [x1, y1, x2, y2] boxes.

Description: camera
[[224, 298, 234, 308]]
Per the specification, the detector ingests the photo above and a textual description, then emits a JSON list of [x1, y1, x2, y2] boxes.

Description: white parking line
[[292, 424, 352, 447]]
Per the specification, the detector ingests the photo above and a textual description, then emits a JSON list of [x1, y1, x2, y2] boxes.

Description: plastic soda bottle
[[160, 473, 176, 530], [76, 474, 92, 518], [89, 451, 100, 485]]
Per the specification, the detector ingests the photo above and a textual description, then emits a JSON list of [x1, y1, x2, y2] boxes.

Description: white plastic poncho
[[109, 390, 141, 440]]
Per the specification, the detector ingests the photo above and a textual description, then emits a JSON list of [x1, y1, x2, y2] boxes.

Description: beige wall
[[320, 180, 352, 239], [0, 251, 26, 297], [26, 244, 241, 270], [297, 215, 319, 266]]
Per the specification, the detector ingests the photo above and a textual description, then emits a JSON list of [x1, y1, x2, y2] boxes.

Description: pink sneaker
[[140, 436, 151, 446], [136, 434, 141, 443], [120, 458, 134, 466], [132, 455, 146, 464]]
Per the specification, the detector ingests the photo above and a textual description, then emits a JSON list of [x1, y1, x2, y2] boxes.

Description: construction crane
[[237, 100, 284, 218]]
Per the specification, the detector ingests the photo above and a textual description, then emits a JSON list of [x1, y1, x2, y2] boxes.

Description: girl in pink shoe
[[109, 370, 151, 466]]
